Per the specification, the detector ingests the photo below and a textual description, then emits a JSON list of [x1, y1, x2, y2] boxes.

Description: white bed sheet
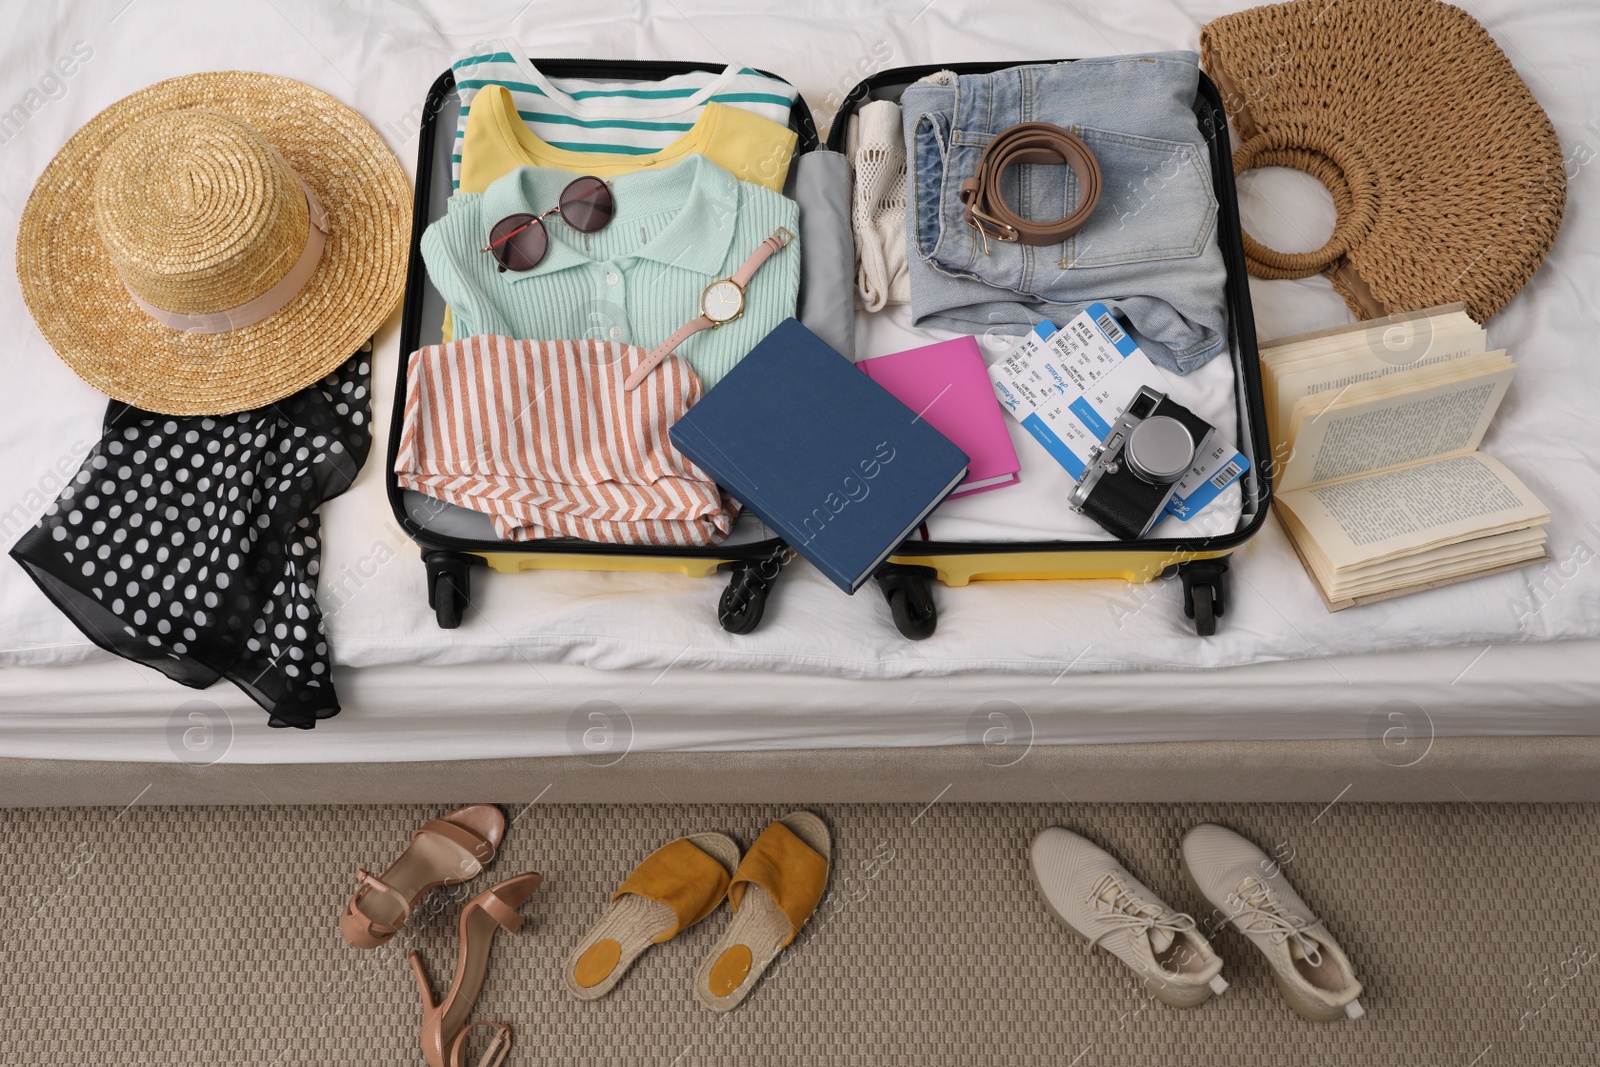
[[2, 0, 1599, 732], [1, 638, 1597, 763]]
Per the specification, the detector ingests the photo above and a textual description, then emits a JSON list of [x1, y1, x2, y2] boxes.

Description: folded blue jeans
[[901, 53, 1229, 374]]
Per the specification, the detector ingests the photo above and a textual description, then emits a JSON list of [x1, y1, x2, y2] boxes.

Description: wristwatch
[[623, 227, 794, 391]]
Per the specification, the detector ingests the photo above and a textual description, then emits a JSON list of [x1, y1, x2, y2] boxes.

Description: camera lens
[[1125, 415, 1195, 484]]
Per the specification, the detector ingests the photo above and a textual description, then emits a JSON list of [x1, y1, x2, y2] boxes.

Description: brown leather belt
[[958, 122, 1102, 250]]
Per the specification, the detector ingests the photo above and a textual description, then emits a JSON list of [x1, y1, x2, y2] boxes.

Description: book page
[[1320, 528, 1548, 599], [1335, 525, 1548, 583], [1259, 304, 1474, 362], [1282, 508, 1547, 600], [1291, 351, 1511, 423], [1276, 452, 1549, 570], [1323, 545, 1549, 602], [1277, 363, 1514, 492], [1267, 325, 1487, 441]]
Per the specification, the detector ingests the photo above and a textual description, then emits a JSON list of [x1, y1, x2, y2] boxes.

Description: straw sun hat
[[16, 71, 412, 415]]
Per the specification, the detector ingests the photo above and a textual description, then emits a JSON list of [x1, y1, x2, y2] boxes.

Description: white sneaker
[[1180, 823, 1365, 1021], [1030, 827, 1228, 1007]]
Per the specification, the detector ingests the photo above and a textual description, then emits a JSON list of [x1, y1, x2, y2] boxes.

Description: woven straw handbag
[[1201, 0, 1566, 322]]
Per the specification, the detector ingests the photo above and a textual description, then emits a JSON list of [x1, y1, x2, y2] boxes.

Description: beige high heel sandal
[[341, 805, 507, 949], [410, 872, 543, 1067]]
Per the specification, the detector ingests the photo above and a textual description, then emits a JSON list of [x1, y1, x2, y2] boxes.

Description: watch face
[[702, 280, 744, 323]]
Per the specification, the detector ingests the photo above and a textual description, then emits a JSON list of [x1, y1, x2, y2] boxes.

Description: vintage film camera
[[1069, 386, 1214, 540]]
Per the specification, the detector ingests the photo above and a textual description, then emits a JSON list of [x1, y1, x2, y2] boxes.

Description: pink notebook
[[858, 336, 1021, 498]]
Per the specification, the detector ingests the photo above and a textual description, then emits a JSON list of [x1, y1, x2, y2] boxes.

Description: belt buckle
[[968, 206, 1019, 256]]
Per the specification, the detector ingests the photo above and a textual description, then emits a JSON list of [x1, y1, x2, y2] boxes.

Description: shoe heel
[[1270, 968, 1359, 1022], [409, 950, 437, 1011], [1142, 973, 1214, 1009]]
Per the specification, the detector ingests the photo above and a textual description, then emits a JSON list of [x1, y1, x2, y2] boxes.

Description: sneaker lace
[[1228, 876, 1324, 965], [1082, 872, 1196, 953]]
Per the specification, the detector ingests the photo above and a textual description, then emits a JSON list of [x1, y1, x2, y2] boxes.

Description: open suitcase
[[385, 60, 823, 634], [826, 62, 1273, 637], [385, 55, 1272, 638]]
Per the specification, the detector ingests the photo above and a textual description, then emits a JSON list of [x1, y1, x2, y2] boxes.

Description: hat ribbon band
[[121, 179, 330, 335]]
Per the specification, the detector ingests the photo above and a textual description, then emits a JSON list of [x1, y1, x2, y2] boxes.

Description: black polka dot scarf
[[10, 346, 374, 729]]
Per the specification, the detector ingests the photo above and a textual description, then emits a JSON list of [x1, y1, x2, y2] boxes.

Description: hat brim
[[16, 71, 413, 416]]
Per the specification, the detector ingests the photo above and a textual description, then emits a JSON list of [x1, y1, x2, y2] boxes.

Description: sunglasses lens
[[488, 213, 547, 272], [559, 177, 614, 233]]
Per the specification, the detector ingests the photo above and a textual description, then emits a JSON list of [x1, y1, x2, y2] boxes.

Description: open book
[[1262, 305, 1550, 610]]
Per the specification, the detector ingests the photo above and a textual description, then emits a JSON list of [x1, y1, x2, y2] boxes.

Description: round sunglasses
[[479, 176, 614, 273]]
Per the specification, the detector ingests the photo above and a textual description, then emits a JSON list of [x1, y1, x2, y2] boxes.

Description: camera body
[[1069, 386, 1214, 540]]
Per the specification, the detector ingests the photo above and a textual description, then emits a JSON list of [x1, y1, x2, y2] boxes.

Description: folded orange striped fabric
[[395, 334, 735, 547]]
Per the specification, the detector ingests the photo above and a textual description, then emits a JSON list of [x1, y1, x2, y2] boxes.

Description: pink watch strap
[[731, 228, 791, 288], [624, 227, 794, 391], [631, 315, 715, 386]]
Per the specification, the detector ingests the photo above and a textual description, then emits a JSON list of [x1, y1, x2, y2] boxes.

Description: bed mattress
[[1, 0, 1596, 758], [1, 638, 1596, 763]]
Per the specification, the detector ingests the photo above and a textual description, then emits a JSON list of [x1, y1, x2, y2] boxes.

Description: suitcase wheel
[[424, 551, 473, 630], [876, 564, 938, 641], [718, 560, 774, 635], [1178, 558, 1228, 638]]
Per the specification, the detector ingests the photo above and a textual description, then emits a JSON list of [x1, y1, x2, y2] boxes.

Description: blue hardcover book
[[669, 319, 969, 594]]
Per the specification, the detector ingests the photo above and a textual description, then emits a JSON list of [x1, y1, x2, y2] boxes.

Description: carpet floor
[[1, 801, 1597, 1065]]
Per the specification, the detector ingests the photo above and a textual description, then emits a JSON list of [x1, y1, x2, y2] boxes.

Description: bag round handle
[[1231, 120, 1379, 280]]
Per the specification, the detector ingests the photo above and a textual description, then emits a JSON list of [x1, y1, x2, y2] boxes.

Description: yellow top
[[458, 84, 798, 194]]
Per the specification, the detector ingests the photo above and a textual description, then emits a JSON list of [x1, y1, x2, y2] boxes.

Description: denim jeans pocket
[[1064, 127, 1218, 269], [912, 110, 971, 269]]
